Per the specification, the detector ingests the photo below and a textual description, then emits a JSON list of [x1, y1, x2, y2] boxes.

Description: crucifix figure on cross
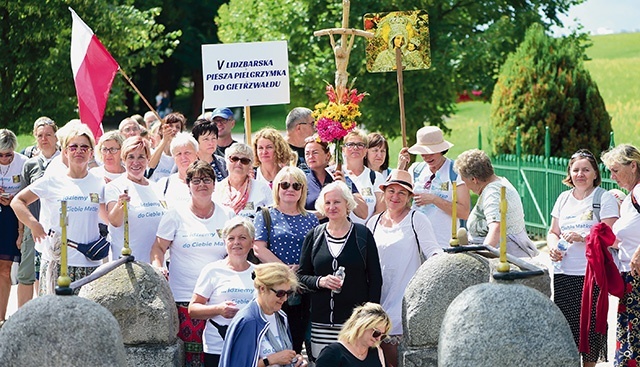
[[314, 0, 372, 101]]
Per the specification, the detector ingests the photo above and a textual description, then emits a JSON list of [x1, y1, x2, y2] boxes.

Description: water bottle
[[552, 238, 569, 272], [333, 266, 345, 294]]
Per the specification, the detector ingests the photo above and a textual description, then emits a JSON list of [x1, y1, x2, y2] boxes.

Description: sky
[[551, 0, 640, 35]]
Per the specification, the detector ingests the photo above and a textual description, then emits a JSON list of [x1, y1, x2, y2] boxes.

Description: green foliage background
[[0, 1, 180, 134], [216, 0, 581, 150], [490, 23, 611, 157]]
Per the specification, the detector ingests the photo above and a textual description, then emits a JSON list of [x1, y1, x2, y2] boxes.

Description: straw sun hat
[[407, 126, 453, 155], [379, 169, 414, 192]]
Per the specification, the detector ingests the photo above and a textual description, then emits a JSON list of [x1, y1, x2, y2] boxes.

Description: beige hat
[[407, 126, 453, 155], [379, 169, 414, 192]]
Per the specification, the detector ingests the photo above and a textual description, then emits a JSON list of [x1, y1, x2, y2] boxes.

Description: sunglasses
[[571, 151, 595, 160], [279, 182, 303, 191], [0, 152, 14, 158], [270, 288, 295, 298], [101, 147, 121, 154], [67, 144, 91, 153], [190, 177, 214, 185], [372, 328, 388, 340], [229, 156, 251, 165]]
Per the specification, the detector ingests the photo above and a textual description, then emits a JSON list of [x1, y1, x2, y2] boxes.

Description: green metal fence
[[490, 127, 618, 239]]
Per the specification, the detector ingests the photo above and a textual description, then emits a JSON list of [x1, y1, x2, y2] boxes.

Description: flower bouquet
[[312, 83, 367, 169]]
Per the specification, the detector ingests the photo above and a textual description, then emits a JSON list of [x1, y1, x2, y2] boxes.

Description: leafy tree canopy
[[0, 0, 180, 134], [490, 23, 611, 157], [216, 0, 582, 146]]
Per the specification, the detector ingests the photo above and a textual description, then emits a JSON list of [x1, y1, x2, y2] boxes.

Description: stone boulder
[[0, 295, 127, 366], [400, 253, 490, 367], [79, 261, 183, 366], [439, 282, 579, 366]]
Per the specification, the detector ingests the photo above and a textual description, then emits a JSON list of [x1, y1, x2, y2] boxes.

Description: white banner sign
[[201, 41, 290, 108]]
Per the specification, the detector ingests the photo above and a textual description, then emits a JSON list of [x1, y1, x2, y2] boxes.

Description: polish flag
[[69, 8, 119, 140]]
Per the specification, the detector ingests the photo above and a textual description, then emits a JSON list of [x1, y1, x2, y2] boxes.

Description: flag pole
[[119, 69, 163, 123]]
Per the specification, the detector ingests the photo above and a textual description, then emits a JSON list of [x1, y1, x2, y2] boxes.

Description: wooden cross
[[314, 0, 372, 101]]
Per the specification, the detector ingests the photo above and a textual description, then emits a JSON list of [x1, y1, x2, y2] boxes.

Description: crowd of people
[[1, 106, 639, 367]]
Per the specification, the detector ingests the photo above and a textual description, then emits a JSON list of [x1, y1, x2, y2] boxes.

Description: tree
[[215, 0, 581, 147], [490, 23, 611, 157], [0, 1, 179, 134]]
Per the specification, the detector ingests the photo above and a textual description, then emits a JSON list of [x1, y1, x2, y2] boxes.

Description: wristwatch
[[263, 357, 270, 366]]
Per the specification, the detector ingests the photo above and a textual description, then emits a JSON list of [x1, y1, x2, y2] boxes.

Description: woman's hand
[[268, 350, 298, 366], [216, 301, 239, 318], [631, 249, 640, 276], [293, 354, 307, 367], [398, 147, 410, 170], [319, 274, 343, 290], [561, 231, 584, 244], [117, 192, 131, 208], [549, 248, 563, 262], [413, 192, 436, 206], [332, 169, 345, 182]]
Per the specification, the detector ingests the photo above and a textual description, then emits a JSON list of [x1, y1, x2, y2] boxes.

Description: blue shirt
[[253, 207, 319, 264], [305, 170, 360, 211]]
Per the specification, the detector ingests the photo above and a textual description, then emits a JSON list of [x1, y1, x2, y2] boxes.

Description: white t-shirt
[[551, 188, 619, 275], [193, 260, 256, 354], [345, 166, 384, 225], [42, 155, 67, 178], [30, 171, 105, 267], [0, 153, 27, 194], [259, 312, 288, 360], [613, 185, 640, 272], [212, 178, 273, 219], [409, 159, 465, 247], [90, 165, 124, 183], [156, 204, 234, 301], [366, 210, 441, 335], [149, 152, 175, 183], [157, 173, 192, 209], [105, 176, 167, 263]]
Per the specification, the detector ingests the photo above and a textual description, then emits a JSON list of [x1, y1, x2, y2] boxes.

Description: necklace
[[192, 203, 214, 219], [0, 160, 12, 190]]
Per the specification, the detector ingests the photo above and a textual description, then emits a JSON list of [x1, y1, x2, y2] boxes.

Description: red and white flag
[[69, 8, 119, 140]]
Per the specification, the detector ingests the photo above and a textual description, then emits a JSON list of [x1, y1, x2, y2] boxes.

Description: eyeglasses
[[67, 144, 91, 153], [190, 177, 214, 185], [0, 152, 14, 158], [270, 288, 295, 298], [122, 126, 140, 133], [101, 147, 121, 154], [372, 329, 388, 340], [229, 156, 251, 165], [214, 118, 231, 124], [344, 142, 367, 150], [423, 173, 436, 190], [279, 182, 303, 191]]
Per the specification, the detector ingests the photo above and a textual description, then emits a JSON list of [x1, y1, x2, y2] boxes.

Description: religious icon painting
[[364, 10, 431, 73]]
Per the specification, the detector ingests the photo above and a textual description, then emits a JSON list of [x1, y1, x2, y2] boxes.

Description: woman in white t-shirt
[[157, 132, 200, 209], [92, 131, 125, 183], [398, 126, 470, 248], [342, 129, 385, 225], [151, 160, 234, 366], [366, 169, 440, 367], [548, 149, 619, 367], [213, 143, 273, 219], [602, 144, 640, 366], [189, 217, 257, 367], [105, 137, 165, 262], [12, 125, 107, 295]]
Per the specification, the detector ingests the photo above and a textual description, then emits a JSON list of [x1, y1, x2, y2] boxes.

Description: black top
[[315, 343, 383, 367], [215, 140, 238, 157], [297, 223, 382, 325], [289, 143, 309, 174]]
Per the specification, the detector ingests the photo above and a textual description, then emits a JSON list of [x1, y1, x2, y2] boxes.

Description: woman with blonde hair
[[601, 144, 640, 365], [253, 166, 319, 352], [253, 127, 293, 187], [315, 302, 390, 366], [220, 262, 307, 367]]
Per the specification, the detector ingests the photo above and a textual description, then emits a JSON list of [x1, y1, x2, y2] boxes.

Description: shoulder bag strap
[[592, 187, 604, 222], [261, 206, 272, 248]]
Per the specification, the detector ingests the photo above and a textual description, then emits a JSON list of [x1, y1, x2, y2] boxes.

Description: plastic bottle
[[333, 266, 345, 294], [552, 238, 569, 271]]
